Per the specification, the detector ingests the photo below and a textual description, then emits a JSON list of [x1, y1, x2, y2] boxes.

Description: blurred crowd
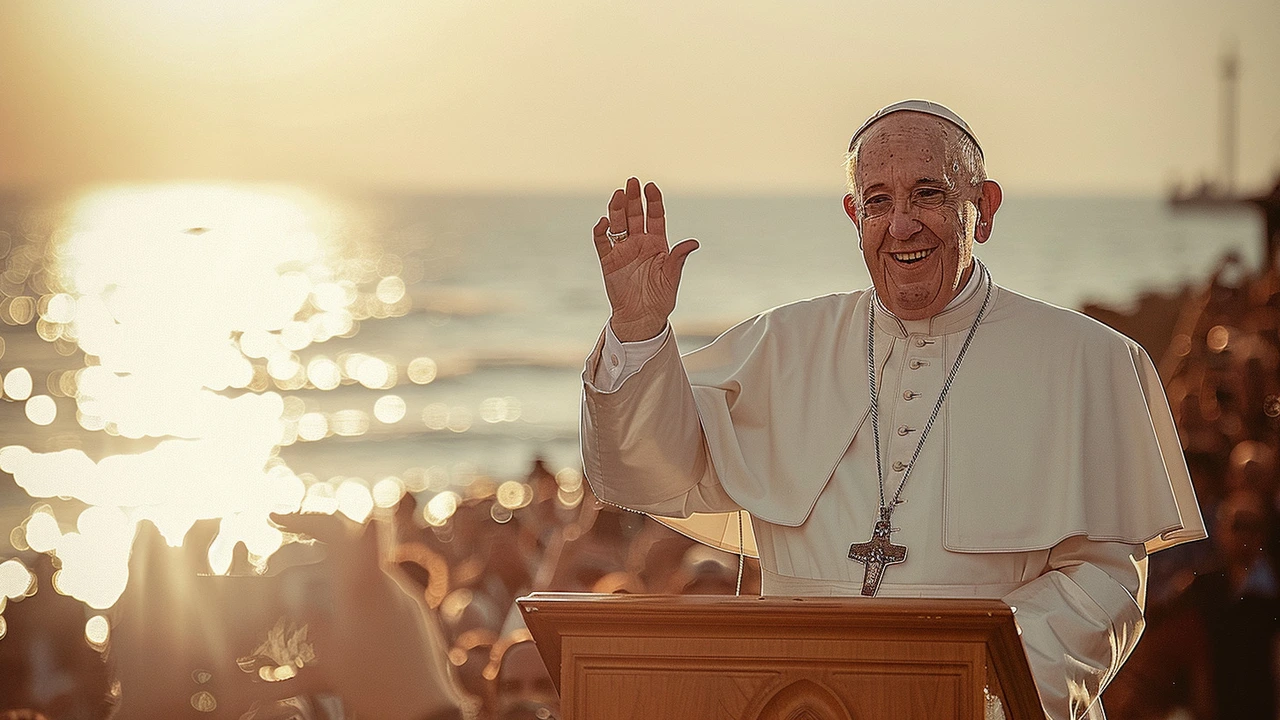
[[2, 251, 1279, 720], [0, 455, 750, 720], [1104, 251, 1280, 720]]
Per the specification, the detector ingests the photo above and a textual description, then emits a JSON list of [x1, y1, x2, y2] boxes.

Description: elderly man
[[580, 100, 1206, 719]]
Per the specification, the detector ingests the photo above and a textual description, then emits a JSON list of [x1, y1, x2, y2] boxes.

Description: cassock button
[[897, 425, 915, 436], [909, 359, 928, 369], [892, 461, 907, 472], [903, 390, 919, 400], [914, 337, 927, 347]]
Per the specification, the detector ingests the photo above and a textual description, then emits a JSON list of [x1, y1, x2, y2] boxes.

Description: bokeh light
[[336, 480, 374, 523], [331, 409, 370, 437], [4, 367, 33, 401], [423, 491, 460, 527], [0, 185, 360, 608], [496, 481, 533, 510], [0, 558, 34, 599], [42, 293, 77, 323], [25, 395, 57, 425], [447, 407, 472, 433], [1207, 325, 1230, 352], [479, 396, 522, 424], [407, 356, 437, 384], [422, 403, 449, 430], [374, 394, 407, 424], [23, 508, 62, 554], [372, 476, 405, 508], [375, 276, 406, 304], [307, 356, 342, 390], [85, 614, 110, 647], [298, 412, 329, 441]]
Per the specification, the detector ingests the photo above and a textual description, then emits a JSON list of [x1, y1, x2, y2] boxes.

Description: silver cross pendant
[[848, 506, 907, 596]]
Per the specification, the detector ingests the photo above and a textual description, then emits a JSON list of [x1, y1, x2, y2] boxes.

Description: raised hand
[[592, 178, 698, 342]]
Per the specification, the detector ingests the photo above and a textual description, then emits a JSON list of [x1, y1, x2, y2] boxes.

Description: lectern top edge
[[515, 593, 1041, 720]]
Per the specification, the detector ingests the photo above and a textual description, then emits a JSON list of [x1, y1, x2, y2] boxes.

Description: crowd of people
[[1102, 251, 1280, 719], [1, 250, 1278, 719], [0, 454, 745, 720]]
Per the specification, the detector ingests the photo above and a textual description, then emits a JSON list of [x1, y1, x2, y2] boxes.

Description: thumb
[[667, 238, 699, 283]]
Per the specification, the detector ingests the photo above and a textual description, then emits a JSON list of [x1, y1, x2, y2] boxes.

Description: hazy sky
[[1, 0, 1277, 195]]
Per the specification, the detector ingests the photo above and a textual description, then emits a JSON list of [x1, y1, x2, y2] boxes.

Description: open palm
[[592, 178, 698, 342]]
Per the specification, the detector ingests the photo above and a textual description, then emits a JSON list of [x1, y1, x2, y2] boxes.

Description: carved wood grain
[[518, 594, 1041, 720]]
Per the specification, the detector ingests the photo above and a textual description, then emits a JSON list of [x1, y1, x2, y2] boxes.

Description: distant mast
[[1170, 40, 1280, 271], [1221, 42, 1239, 193]]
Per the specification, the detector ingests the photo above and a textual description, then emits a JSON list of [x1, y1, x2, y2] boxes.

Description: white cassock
[[580, 260, 1206, 720]]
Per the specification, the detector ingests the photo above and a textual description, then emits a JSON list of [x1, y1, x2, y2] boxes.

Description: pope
[[580, 100, 1207, 719]]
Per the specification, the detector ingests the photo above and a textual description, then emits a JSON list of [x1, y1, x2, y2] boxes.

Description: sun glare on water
[[0, 184, 401, 610]]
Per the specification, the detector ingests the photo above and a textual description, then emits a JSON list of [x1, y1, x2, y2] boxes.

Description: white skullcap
[[848, 99, 983, 157]]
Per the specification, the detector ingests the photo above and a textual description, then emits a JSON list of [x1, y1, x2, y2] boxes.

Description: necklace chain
[[868, 271, 992, 513]]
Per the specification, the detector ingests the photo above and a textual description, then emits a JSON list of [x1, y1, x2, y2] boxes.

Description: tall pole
[[1221, 42, 1239, 194]]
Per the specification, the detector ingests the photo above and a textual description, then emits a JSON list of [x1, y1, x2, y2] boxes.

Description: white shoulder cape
[[644, 282, 1205, 556]]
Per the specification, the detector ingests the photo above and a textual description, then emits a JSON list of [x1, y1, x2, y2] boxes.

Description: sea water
[[0, 192, 1262, 510]]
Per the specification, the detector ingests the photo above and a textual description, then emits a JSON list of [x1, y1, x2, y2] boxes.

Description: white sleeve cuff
[[593, 321, 671, 392]]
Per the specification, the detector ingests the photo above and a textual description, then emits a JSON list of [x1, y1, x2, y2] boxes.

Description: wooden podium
[[517, 593, 1041, 720]]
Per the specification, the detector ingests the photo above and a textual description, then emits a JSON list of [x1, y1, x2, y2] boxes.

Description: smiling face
[[844, 112, 998, 321]]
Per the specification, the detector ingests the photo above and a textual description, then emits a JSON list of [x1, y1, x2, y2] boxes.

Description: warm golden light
[[0, 184, 376, 606], [85, 614, 110, 646], [25, 395, 57, 426], [336, 481, 374, 523], [479, 396, 522, 424], [555, 468, 584, 493], [447, 407, 473, 433], [1207, 325, 1230, 352], [4, 367, 33, 401], [496, 481, 533, 510], [331, 409, 370, 437], [298, 412, 330, 441], [422, 403, 449, 430], [374, 394, 407, 424], [372, 476, 405, 508], [22, 508, 61, 554], [0, 558, 34, 599], [375, 276, 406, 304], [301, 483, 340, 515], [351, 354, 394, 390], [423, 491, 460, 527], [407, 356, 437, 384], [307, 356, 342, 390]]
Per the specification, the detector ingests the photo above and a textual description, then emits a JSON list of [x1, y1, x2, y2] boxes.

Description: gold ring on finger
[[606, 229, 628, 243]]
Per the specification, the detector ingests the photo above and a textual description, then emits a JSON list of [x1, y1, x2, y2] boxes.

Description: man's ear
[[975, 180, 1003, 243], [843, 193, 860, 233]]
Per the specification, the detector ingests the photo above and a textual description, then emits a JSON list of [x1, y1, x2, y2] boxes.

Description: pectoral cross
[[848, 507, 907, 597]]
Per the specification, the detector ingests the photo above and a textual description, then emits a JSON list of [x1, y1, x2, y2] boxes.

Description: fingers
[[607, 189, 627, 240], [644, 182, 666, 243], [271, 511, 350, 543], [625, 177, 645, 237], [666, 238, 699, 283], [592, 216, 610, 259]]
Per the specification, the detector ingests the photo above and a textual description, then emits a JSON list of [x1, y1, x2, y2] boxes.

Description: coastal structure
[[1170, 43, 1280, 269]]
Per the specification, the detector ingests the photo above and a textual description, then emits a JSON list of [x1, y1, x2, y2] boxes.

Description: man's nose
[[888, 205, 921, 240]]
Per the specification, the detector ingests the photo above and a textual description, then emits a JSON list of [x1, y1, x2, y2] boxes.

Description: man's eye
[[914, 188, 944, 205]]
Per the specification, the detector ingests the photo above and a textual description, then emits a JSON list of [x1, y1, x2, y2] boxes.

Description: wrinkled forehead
[[854, 113, 953, 185]]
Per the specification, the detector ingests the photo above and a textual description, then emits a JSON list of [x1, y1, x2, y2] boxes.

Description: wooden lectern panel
[[518, 594, 1041, 720]]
